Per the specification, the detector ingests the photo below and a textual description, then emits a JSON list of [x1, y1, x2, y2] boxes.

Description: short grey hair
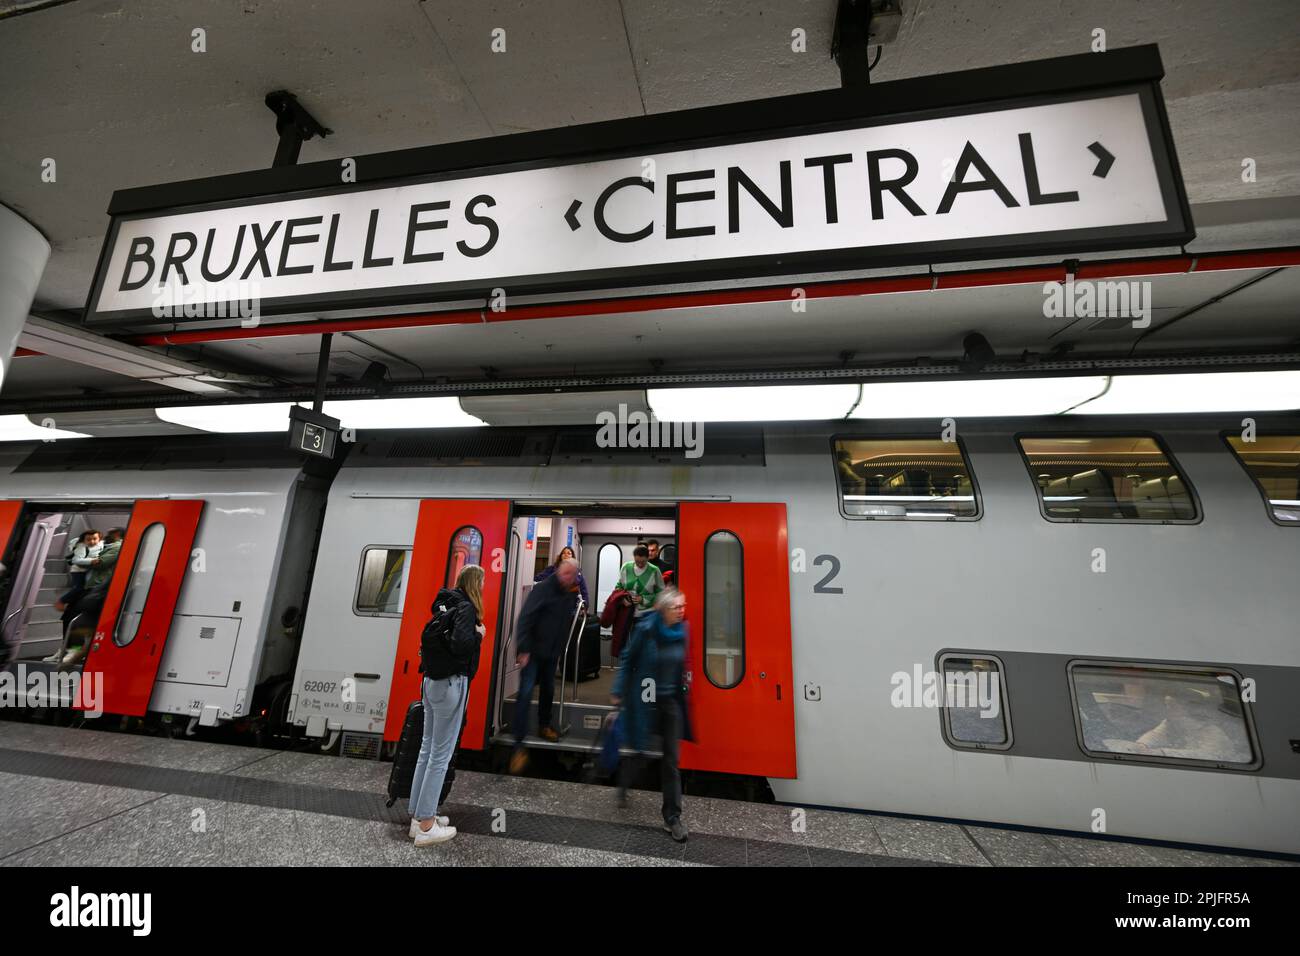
[[559, 557, 580, 570], [654, 587, 683, 611]]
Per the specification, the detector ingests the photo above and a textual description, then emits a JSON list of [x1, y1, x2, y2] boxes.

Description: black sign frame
[[83, 45, 1194, 329]]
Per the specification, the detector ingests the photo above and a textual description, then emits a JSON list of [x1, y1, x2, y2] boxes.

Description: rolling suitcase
[[562, 621, 603, 683], [385, 699, 424, 807], [385, 690, 471, 808]]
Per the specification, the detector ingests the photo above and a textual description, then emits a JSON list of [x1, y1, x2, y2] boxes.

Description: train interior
[[494, 505, 677, 754], [1, 504, 133, 688]]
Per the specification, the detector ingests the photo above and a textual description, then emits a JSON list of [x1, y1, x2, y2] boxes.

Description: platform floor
[[0, 722, 1293, 868]]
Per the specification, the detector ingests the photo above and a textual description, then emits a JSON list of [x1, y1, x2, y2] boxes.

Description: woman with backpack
[[409, 563, 486, 846]]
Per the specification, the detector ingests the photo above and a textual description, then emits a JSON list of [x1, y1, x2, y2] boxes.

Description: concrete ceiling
[[1, 0, 1298, 409]]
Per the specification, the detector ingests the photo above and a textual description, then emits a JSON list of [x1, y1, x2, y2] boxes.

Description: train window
[[704, 530, 744, 688], [354, 547, 411, 617], [1068, 663, 1258, 770], [1224, 434, 1300, 524], [1018, 436, 1197, 522], [832, 438, 978, 519], [114, 522, 165, 647], [938, 654, 1011, 750], [445, 526, 484, 586], [595, 542, 623, 613]]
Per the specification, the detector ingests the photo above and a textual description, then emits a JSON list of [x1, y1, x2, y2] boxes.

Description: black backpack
[[419, 598, 477, 673], [418, 602, 456, 674]]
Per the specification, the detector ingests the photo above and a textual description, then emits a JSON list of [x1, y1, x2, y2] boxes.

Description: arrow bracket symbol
[[1088, 141, 1115, 178], [565, 199, 582, 231]]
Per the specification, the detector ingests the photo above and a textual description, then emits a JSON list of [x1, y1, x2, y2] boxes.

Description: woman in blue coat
[[610, 587, 693, 842]]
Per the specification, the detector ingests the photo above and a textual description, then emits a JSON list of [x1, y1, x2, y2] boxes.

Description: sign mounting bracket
[[265, 90, 333, 168]]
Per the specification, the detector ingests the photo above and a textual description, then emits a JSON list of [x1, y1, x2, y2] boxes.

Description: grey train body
[[2, 413, 1296, 855]]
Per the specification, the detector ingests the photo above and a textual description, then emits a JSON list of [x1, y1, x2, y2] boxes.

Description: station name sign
[[86, 46, 1192, 327]]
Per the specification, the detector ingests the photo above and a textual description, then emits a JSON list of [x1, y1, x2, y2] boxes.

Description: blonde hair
[[456, 564, 485, 622]]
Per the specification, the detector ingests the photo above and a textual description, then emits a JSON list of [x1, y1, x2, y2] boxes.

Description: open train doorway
[[1, 498, 206, 716], [492, 503, 678, 755], [1, 503, 132, 677]]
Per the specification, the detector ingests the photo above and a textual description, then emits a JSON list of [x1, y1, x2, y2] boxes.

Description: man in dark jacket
[[510, 558, 581, 773]]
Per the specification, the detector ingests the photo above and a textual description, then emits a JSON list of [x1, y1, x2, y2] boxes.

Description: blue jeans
[[512, 655, 556, 744], [410, 674, 468, 822]]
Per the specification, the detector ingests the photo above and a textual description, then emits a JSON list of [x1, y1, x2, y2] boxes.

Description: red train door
[[79, 499, 204, 716], [677, 502, 797, 778], [0, 501, 23, 653], [0, 500, 22, 562], [383, 499, 510, 748]]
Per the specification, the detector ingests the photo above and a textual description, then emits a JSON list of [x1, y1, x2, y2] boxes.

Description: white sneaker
[[42, 652, 63, 663], [413, 823, 457, 846], [409, 816, 449, 838]]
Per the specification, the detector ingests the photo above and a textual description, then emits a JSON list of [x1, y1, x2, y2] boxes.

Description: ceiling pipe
[[101, 247, 1300, 351]]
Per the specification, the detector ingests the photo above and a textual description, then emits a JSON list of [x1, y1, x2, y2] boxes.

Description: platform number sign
[[287, 406, 340, 460], [301, 422, 325, 453]]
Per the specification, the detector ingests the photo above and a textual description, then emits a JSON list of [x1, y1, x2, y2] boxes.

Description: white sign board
[[87, 80, 1191, 326]]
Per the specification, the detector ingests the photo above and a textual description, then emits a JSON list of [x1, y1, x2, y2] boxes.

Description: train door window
[[355, 547, 411, 617], [114, 522, 165, 647], [937, 653, 1011, 750], [595, 542, 623, 612], [1018, 436, 1198, 522], [445, 526, 484, 586], [832, 438, 979, 519], [1223, 434, 1300, 524], [1067, 662, 1259, 770], [703, 530, 744, 688]]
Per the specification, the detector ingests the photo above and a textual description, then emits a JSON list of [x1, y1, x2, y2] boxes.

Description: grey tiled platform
[[0, 723, 1292, 868]]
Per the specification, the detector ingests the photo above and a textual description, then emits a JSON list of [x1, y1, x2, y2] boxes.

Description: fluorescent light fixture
[[156, 403, 299, 432], [655, 371, 1297, 422], [848, 377, 1108, 418], [144, 370, 1300, 434], [648, 385, 859, 422], [1066, 371, 1300, 414], [323, 397, 484, 429], [157, 398, 484, 433], [0, 415, 88, 441]]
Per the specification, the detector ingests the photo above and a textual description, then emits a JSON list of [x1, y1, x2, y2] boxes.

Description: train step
[[20, 620, 64, 643], [503, 698, 615, 746], [25, 604, 63, 625], [35, 586, 66, 605], [491, 732, 662, 761]]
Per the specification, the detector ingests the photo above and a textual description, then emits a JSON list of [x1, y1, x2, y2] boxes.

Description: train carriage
[[0, 435, 331, 731], [284, 412, 1300, 855], [1, 413, 1296, 854]]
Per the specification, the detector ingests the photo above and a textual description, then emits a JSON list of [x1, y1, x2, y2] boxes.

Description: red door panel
[[678, 502, 797, 778], [0, 500, 23, 563], [384, 499, 510, 747], [79, 499, 204, 716]]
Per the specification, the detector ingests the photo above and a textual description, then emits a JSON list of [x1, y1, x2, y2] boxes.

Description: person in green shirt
[[619, 545, 665, 618]]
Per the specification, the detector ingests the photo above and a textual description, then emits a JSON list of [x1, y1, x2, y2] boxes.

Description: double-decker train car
[[286, 413, 1300, 855], [2, 413, 1298, 854], [0, 435, 331, 730]]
